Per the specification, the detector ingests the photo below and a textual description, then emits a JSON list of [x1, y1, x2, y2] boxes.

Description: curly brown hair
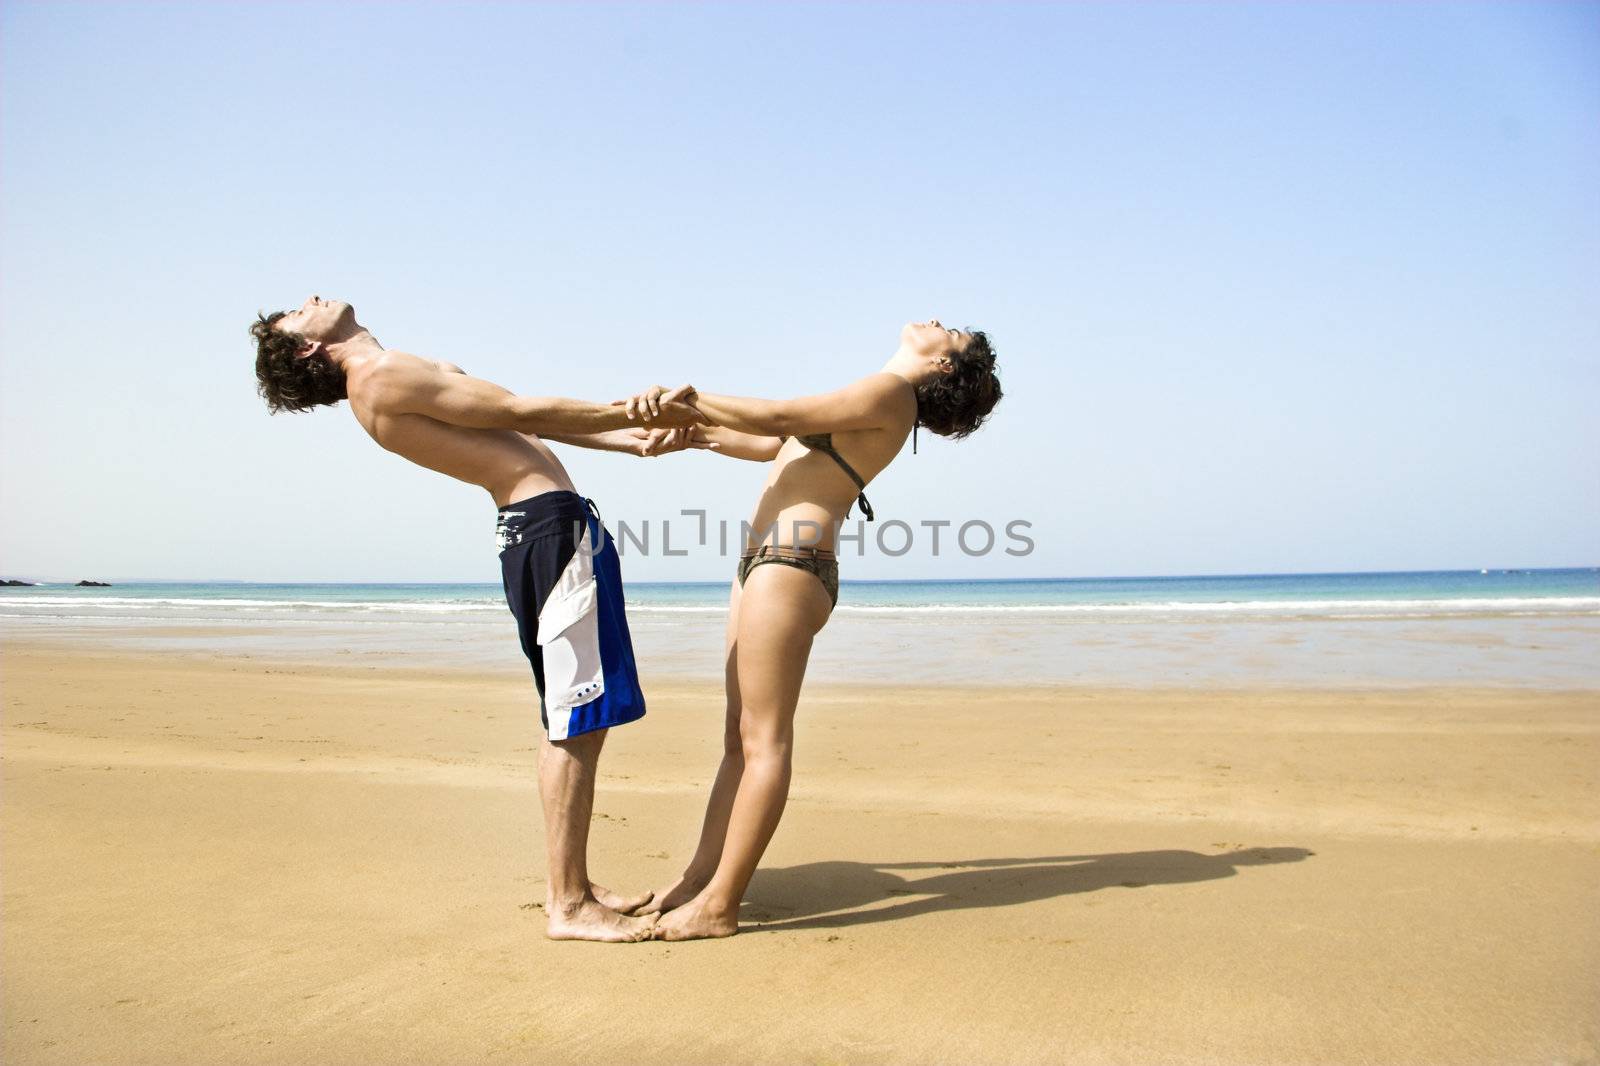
[[250, 311, 349, 414], [915, 329, 1001, 439]]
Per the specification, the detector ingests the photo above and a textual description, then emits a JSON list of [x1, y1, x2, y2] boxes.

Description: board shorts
[[497, 491, 645, 741]]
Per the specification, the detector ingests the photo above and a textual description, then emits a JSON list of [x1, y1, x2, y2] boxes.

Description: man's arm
[[622, 374, 913, 438], [542, 427, 681, 456], [364, 354, 700, 434], [561, 422, 772, 461]]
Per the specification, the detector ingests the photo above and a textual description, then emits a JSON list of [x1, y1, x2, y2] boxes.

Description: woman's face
[[901, 319, 971, 361]]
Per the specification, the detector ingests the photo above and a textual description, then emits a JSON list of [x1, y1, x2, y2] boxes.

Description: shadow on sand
[[741, 847, 1315, 931]]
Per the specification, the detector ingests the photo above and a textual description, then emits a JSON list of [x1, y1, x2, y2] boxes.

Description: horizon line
[[3, 564, 1597, 587]]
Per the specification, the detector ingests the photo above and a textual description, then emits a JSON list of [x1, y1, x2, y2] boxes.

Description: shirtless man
[[249, 295, 702, 942]]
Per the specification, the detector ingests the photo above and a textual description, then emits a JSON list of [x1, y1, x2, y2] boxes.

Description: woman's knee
[[721, 694, 745, 756], [738, 713, 793, 761], [722, 723, 745, 759]]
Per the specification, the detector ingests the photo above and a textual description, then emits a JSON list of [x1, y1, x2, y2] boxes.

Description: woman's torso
[[743, 420, 913, 553]]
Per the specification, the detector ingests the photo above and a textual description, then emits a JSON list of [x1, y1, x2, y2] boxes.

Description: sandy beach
[[3, 639, 1597, 1065]]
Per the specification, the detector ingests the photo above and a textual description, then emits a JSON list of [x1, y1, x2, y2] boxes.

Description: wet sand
[[3, 640, 1598, 1064]]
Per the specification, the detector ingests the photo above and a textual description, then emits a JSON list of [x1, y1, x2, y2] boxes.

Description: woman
[[621, 319, 1002, 940]]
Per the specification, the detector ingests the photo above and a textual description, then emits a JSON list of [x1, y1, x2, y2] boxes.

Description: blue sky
[[1, 1, 1595, 583]]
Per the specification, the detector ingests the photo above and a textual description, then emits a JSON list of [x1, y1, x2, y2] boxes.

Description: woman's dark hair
[[251, 311, 348, 414], [915, 329, 1002, 439]]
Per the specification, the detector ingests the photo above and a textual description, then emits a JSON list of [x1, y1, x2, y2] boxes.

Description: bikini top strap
[[784, 434, 876, 522], [813, 441, 874, 521]]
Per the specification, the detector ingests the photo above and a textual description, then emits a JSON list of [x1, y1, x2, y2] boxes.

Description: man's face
[[277, 295, 356, 344]]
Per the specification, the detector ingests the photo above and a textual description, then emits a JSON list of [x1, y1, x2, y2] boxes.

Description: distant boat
[[1480, 569, 1489, 574]]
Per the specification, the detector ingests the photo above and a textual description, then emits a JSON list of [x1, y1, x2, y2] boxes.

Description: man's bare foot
[[545, 896, 656, 943], [590, 882, 651, 914], [626, 872, 709, 916], [652, 893, 738, 941]]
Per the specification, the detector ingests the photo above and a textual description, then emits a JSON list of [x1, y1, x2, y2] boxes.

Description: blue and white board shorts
[[497, 491, 646, 741]]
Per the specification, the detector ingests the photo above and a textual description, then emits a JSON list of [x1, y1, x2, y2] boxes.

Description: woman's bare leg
[[632, 580, 746, 914], [655, 564, 831, 940]]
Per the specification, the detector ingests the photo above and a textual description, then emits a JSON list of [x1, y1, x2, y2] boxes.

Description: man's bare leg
[[538, 728, 654, 942], [591, 882, 652, 914]]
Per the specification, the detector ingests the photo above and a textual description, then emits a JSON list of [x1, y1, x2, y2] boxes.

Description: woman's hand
[[621, 384, 667, 420], [615, 383, 701, 424]]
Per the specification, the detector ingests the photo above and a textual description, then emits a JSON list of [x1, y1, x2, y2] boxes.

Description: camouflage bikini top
[[782, 433, 876, 521]]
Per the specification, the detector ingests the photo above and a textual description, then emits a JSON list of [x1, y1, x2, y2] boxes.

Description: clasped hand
[[611, 384, 716, 457], [615, 383, 700, 423]]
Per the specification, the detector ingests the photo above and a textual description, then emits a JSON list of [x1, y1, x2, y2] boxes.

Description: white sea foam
[[0, 596, 506, 613], [4, 593, 1598, 620], [825, 595, 1600, 615], [627, 596, 1600, 617]]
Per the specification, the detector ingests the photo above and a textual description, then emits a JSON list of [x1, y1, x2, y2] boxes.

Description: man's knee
[[544, 727, 608, 761]]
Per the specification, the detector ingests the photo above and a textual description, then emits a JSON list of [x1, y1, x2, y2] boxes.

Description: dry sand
[[3, 640, 1598, 1065]]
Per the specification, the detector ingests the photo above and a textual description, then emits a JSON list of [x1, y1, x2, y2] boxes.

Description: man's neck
[[323, 329, 385, 369]]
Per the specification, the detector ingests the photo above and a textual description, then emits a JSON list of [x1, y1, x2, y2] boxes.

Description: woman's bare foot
[[590, 882, 651, 914], [545, 896, 656, 943], [626, 871, 710, 916], [652, 893, 738, 941]]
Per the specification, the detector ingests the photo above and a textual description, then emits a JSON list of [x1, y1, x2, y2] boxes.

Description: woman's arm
[[699, 426, 782, 462], [622, 373, 914, 438]]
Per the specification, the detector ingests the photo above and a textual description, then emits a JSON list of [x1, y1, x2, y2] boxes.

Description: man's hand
[[632, 427, 681, 457], [614, 383, 704, 427], [611, 426, 719, 457], [544, 425, 719, 456], [654, 426, 719, 456]]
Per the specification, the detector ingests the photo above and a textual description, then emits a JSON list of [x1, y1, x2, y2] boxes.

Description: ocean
[[4, 568, 1597, 687]]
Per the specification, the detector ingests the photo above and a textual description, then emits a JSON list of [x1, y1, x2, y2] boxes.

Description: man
[[250, 295, 701, 942]]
